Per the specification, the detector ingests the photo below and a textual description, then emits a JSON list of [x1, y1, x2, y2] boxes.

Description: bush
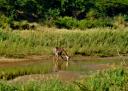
[[0, 14, 10, 29], [10, 21, 38, 30], [55, 16, 78, 29], [113, 15, 127, 28], [78, 18, 113, 29], [55, 17, 113, 29]]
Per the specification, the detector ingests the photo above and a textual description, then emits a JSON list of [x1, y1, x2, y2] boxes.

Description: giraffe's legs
[[66, 61, 69, 68], [56, 56, 63, 71], [53, 54, 69, 72], [53, 56, 58, 72], [53, 56, 62, 72]]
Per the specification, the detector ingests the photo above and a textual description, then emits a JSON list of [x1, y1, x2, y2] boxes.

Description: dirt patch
[[8, 71, 81, 84]]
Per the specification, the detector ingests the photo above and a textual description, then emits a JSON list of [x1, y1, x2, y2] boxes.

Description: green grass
[[0, 80, 77, 91], [1, 28, 128, 57], [75, 66, 128, 91]]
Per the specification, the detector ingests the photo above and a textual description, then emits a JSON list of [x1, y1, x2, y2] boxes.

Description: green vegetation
[[0, 66, 127, 91], [56, 16, 113, 29], [1, 0, 128, 29], [75, 67, 128, 91], [1, 28, 128, 57], [0, 80, 77, 91]]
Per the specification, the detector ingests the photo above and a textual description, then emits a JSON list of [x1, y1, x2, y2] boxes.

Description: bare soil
[[8, 71, 81, 84]]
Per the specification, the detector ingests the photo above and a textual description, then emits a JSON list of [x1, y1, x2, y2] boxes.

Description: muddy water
[[0, 55, 127, 73], [69, 56, 128, 74], [1, 55, 127, 82]]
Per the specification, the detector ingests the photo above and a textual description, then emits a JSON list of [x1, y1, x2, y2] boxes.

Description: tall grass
[[0, 80, 77, 91], [75, 66, 128, 91], [1, 28, 128, 57]]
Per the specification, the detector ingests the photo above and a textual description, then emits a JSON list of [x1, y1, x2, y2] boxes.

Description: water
[[66, 55, 128, 75], [0, 55, 127, 80]]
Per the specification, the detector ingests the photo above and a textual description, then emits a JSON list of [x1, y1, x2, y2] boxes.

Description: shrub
[[55, 16, 78, 29], [10, 21, 38, 30], [0, 14, 10, 29], [113, 15, 127, 28], [78, 18, 113, 29]]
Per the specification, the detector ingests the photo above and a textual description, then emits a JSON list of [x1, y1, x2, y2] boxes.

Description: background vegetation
[[1, 0, 128, 29]]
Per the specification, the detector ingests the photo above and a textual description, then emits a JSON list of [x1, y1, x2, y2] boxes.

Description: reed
[[0, 28, 128, 57]]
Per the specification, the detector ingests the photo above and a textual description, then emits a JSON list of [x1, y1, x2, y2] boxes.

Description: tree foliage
[[0, 0, 128, 28]]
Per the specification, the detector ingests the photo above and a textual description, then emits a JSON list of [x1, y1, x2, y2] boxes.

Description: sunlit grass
[[1, 28, 128, 57]]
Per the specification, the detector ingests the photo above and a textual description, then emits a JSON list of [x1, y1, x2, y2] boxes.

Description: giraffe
[[53, 47, 70, 71]]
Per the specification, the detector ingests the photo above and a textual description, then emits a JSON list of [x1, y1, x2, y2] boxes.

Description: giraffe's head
[[65, 55, 70, 61]]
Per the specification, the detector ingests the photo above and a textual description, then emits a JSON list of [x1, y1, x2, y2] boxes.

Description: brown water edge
[[0, 55, 51, 67], [0, 55, 127, 83]]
